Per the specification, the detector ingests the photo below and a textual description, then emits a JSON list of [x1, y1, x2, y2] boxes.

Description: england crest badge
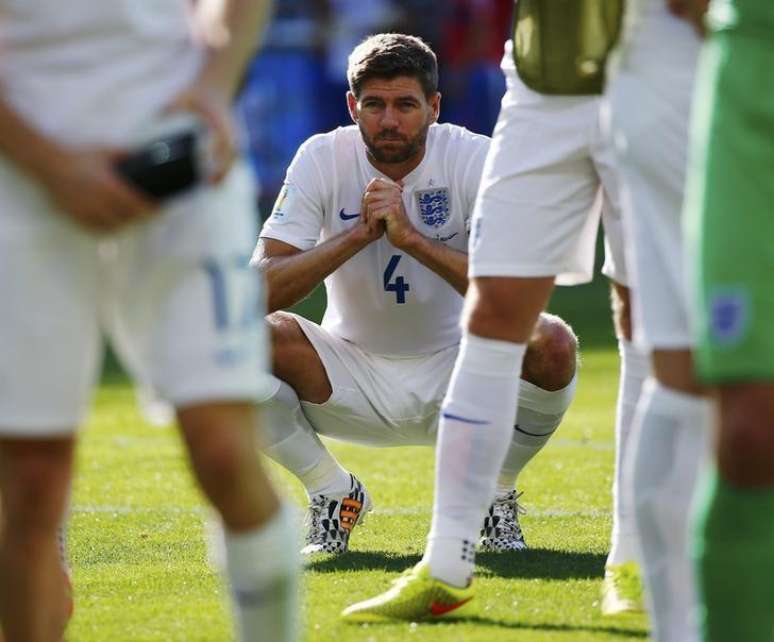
[[416, 187, 450, 228]]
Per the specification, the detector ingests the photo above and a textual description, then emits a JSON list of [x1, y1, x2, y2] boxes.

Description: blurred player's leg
[[0, 222, 101, 641], [693, 388, 774, 642], [608, 7, 710, 638], [424, 276, 552, 587], [110, 164, 299, 642], [0, 438, 75, 642], [178, 403, 298, 642], [628, 365, 709, 641], [685, 12, 774, 639], [603, 283, 648, 614], [484, 315, 577, 552]]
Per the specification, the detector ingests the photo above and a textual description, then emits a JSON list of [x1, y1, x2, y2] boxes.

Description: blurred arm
[[0, 93, 154, 231], [192, 0, 275, 99], [0, 94, 68, 184]]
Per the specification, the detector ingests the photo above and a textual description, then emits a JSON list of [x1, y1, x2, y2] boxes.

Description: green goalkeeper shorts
[[685, 2, 774, 382]]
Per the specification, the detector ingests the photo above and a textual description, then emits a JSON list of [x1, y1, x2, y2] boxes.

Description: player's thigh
[[0, 172, 102, 435], [297, 318, 456, 447], [607, 36, 700, 351], [687, 32, 774, 383], [109, 163, 273, 407], [470, 80, 603, 285], [465, 276, 554, 343]]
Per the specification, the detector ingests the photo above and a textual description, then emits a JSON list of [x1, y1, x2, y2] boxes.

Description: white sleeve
[[258, 141, 325, 251], [461, 136, 491, 236]]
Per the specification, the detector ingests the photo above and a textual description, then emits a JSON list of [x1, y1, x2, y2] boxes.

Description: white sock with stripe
[[424, 333, 526, 587], [496, 376, 577, 494], [224, 504, 300, 642]]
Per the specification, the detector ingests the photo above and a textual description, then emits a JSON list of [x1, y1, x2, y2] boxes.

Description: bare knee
[[178, 403, 256, 489], [268, 312, 308, 379], [609, 281, 632, 342], [522, 314, 578, 391], [177, 403, 279, 529], [717, 385, 774, 486], [465, 276, 554, 343], [651, 350, 703, 395], [267, 311, 331, 403], [0, 439, 73, 531]]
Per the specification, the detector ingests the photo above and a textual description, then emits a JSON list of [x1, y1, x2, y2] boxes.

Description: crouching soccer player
[[252, 33, 579, 557]]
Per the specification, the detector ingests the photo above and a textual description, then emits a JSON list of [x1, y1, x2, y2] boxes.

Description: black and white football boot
[[301, 474, 372, 555], [479, 490, 527, 552]]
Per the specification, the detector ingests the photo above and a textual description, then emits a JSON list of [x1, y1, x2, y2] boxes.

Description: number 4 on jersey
[[383, 254, 410, 304]]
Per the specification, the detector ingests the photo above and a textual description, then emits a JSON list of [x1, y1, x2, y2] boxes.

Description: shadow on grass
[[305, 551, 422, 574], [476, 548, 607, 580], [345, 616, 646, 638], [306, 548, 606, 581]]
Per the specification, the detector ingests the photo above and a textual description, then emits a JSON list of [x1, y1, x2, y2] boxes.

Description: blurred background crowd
[[236, 0, 513, 215]]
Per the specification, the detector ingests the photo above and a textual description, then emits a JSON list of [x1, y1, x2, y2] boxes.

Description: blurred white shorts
[[0, 161, 272, 436], [606, 7, 700, 350], [469, 42, 628, 288]]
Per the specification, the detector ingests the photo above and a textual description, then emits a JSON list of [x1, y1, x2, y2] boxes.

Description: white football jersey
[[0, 0, 201, 146], [259, 123, 490, 355]]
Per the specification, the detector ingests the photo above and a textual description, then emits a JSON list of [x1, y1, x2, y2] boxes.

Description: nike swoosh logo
[[430, 597, 473, 617], [436, 232, 458, 242], [339, 208, 360, 221]]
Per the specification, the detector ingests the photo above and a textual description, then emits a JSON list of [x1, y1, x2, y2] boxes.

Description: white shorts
[[606, 9, 700, 349], [469, 43, 627, 288], [291, 314, 576, 447], [0, 160, 272, 436]]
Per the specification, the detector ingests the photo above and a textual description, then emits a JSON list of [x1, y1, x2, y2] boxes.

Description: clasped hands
[[356, 177, 420, 249]]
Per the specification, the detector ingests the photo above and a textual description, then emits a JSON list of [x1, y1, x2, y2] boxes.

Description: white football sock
[[424, 333, 525, 587], [607, 340, 649, 567], [225, 503, 300, 642], [496, 375, 577, 495], [261, 378, 352, 498], [632, 379, 711, 642]]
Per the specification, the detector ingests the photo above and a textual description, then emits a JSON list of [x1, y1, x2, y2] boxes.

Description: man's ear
[[430, 92, 441, 123], [347, 92, 358, 124]]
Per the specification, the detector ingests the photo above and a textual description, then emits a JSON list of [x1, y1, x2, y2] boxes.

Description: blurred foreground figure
[[684, 0, 774, 640], [605, 0, 712, 640], [0, 1, 299, 640]]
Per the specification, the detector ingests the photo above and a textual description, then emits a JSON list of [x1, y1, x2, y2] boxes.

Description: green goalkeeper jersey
[[685, 0, 774, 382]]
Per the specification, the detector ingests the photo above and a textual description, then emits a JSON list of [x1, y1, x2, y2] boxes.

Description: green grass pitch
[[67, 275, 651, 641]]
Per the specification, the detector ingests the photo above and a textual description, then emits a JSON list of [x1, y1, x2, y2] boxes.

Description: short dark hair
[[347, 33, 438, 98]]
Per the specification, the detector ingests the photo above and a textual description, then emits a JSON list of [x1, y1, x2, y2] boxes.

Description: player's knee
[[718, 392, 774, 482], [1, 448, 70, 530], [267, 312, 309, 378], [522, 314, 578, 391], [184, 423, 248, 494]]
